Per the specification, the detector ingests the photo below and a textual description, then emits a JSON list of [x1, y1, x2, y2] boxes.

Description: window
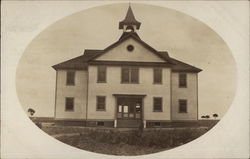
[[126, 26, 134, 32], [179, 99, 187, 113], [131, 68, 139, 83], [124, 105, 128, 113], [65, 97, 74, 111], [153, 68, 162, 84], [97, 66, 107, 83], [121, 68, 130, 83], [66, 71, 75, 85], [121, 67, 139, 83], [96, 96, 106, 111], [153, 97, 162, 112], [127, 45, 134, 52], [154, 122, 161, 127], [179, 73, 187, 88], [96, 121, 104, 126]]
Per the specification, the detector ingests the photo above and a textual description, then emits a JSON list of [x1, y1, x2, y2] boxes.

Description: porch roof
[[113, 94, 147, 98]]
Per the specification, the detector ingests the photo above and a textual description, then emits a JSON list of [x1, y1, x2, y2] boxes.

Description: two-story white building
[[52, 6, 202, 128]]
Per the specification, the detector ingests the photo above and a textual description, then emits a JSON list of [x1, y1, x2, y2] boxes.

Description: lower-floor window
[[179, 99, 187, 113], [96, 121, 104, 126], [154, 122, 161, 127], [65, 97, 74, 111], [96, 96, 106, 111], [153, 97, 163, 112]]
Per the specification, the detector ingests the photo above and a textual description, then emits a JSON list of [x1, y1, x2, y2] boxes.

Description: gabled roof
[[88, 32, 174, 64], [119, 32, 140, 40], [52, 55, 87, 70], [170, 58, 202, 72], [84, 49, 102, 55], [52, 6, 202, 73], [119, 6, 141, 29], [52, 50, 99, 70], [52, 50, 202, 72]]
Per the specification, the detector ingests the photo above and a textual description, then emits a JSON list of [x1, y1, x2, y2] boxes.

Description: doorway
[[115, 96, 144, 128]]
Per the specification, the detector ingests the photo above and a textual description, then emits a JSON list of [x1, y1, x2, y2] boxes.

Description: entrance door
[[116, 97, 142, 128]]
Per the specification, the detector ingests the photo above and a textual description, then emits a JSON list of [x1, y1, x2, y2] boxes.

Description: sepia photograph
[[2, 1, 249, 158]]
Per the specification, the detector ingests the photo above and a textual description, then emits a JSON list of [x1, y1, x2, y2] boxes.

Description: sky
[[16, 3, 236, 119]]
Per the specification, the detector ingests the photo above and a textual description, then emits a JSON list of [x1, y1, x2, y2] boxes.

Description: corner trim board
[[54, 71, 58, 118]]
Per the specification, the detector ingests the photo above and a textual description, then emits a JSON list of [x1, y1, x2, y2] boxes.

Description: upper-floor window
[[65, 97, 74, 111], [121, 67, 139, 83], [96, 96, 106, 111], [179, 99, 187, 113], [97, 66, 107, 83], [153, 68, 162, 84], [153, 97, 163, 112], [66, 71, 75, 85], [179, 73, 187, 88]]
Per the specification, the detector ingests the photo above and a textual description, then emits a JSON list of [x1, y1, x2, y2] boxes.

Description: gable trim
[[88, 60, 172, 67], [170, 58, 202, 73], [88, 33, 174, 64]]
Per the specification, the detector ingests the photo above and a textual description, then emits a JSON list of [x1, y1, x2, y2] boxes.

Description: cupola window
[[126, 26, 134, 32]]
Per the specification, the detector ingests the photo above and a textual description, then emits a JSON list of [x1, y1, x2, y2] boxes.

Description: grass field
[[57, 134, 169, 155], [41, 125, 211, 155]]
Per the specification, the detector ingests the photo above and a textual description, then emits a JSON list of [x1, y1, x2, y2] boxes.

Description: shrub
[[43, 126, 209, 155]]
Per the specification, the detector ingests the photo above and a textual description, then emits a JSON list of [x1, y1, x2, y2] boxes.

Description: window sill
[[153, 110, 163, 112], [96, 109, 106, 111], [178, 112, 187, 113], [179, 86, 187, 88], [66, 84, 75, 86], [65, 110, 74, 112], [121, 82, 140, 84], [153, 82, 163, 85], [97, 81, 107, 83], [97, 125, 105, 127]]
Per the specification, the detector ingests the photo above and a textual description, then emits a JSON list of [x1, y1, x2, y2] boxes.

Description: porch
[[113, 94, 146, 128]]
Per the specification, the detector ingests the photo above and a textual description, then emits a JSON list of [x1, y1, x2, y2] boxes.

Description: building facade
[[52, 6, 202, 128]]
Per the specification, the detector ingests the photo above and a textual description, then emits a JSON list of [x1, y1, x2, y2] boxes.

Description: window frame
[[97, 66, 107, 83], [153, 97, 163, 112], [179, 73, 187, 88], [96, 121, 105, 126], [66, 71, 75, 86], [179, 99, 188, 113], [121, 67, 139, 84], [65, 97, 74, 111], [153, 68, 163, 84], [96, 96, 106, 111], [130, 67, 139, 84], [154, 122, 161, 127], [121, 67, 130, 83]]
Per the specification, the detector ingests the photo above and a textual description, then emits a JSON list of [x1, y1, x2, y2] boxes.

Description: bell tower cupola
[[119, 6, 141, 33]]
